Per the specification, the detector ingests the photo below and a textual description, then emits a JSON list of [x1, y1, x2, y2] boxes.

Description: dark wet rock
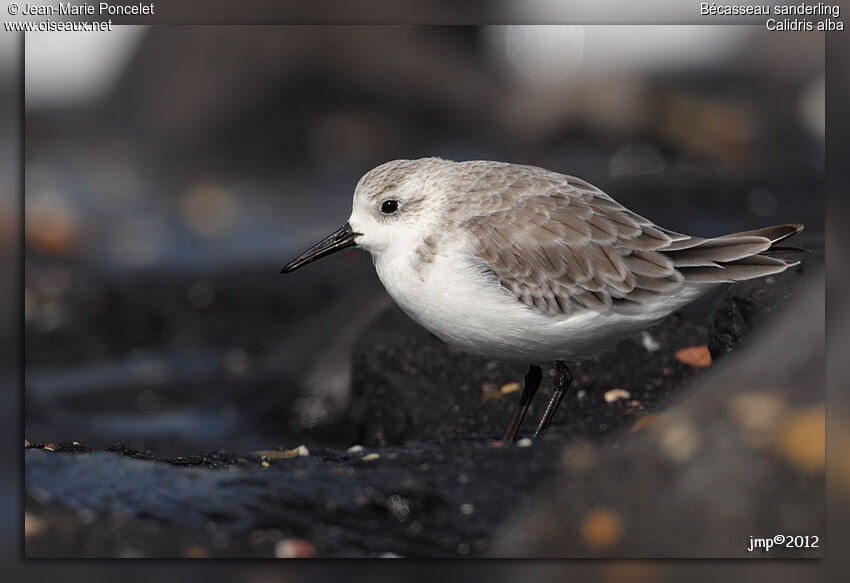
[[24, 255, 385, 455], [491, 274, 824, 558], [26, 435, 577, 558], [348, 305, 709, 447], [24, 271, 823, 558]]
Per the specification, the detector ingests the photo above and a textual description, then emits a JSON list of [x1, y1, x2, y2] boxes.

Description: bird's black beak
[[281, 223, 360, 273]]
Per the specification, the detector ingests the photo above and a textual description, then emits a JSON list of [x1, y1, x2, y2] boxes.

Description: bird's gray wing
[[461, 168, 796, 317]]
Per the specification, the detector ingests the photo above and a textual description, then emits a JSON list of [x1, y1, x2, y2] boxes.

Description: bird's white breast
[[373, 242, 706, 364]]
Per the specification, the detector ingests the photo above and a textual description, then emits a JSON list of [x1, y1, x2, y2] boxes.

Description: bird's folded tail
[[659, 223, 805, 284]]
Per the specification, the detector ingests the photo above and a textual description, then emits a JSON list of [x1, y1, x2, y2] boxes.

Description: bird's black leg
[[533, 361, 573, 438], [503, 364, 543, 442]]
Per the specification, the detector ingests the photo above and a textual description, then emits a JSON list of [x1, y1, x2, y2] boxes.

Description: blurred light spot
[[654, 413, 701, 462], [25, 513, 46, 539], [747, 187, 778, 217], [179, 183, 238, 239], [580, 508, 623, 550], [775, 406, 824, 473], [26, 27, 147, 109], [562, 439, 595, 474], [609, 143, 666, 177], [799, 76, 825, 139], [184, 546, 209, 559], [505, 25, 584, 82], [110, 216, 165, 266], [729, 391, 787, 448], [274, 538, 316, 558], [661, 94, 758, 163], [25, 191, 81, 256]]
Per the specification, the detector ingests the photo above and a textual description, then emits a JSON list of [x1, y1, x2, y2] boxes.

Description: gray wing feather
[[462, 165, 802, 317]]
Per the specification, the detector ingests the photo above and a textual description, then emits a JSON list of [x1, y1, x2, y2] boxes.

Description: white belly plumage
[[374, 246, 707, 364]]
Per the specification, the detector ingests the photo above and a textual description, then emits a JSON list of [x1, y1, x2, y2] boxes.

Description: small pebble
[[261, 461, 270, 469], [499, 382, 521, 395], [640, 330, 660, 352], [675, 345, 712, 368], [254, 445, 309, 460], [517, 437, 533, 448], [347, 445, 364, 453], [460, 503, 475, 515], [362, 453, 380, 461], [604, 388, 631, 403]]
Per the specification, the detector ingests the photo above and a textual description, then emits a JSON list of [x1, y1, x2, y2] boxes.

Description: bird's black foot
[[533, 361, 572, 438], [502, 364, 542, 442]]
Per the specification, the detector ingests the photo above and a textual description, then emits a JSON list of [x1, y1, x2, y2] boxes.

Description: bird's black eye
[[380, 199, 399, 214]]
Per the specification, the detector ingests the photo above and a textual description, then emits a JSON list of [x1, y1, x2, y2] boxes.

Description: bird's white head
[[280, 158, 453, 273], [347, 158, 453, 258]]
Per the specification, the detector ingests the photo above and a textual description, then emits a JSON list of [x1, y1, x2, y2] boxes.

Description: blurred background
[[24, 25, 824, 451], [17, 24, 831, 560]]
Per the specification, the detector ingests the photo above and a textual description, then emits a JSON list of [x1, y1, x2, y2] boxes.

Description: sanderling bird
[[282, 158, 803, 442]]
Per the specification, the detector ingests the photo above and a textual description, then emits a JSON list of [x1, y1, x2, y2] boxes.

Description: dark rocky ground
[[24, 236, 823, 557]]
